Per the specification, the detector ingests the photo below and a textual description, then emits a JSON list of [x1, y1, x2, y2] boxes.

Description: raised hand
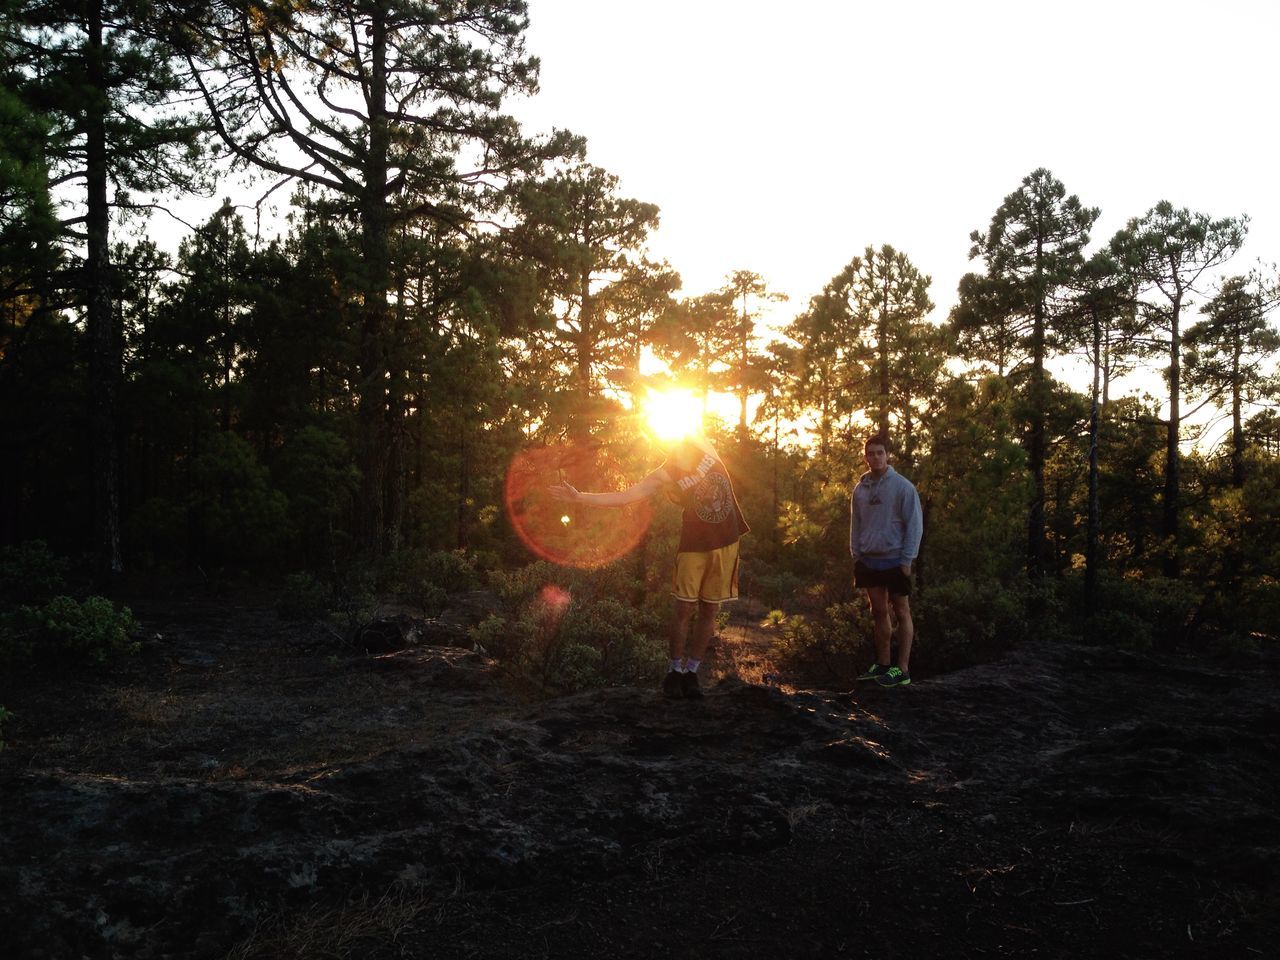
[[548, 482, 580, 503]]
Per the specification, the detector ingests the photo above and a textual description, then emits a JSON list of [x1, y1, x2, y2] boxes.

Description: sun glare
[[644, 388, 704, 442]]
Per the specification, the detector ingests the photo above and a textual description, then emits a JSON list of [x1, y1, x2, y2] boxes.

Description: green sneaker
[[856, 663, 891, 682], [874, 666, 911, 688]]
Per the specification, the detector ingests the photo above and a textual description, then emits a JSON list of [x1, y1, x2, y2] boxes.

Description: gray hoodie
[[849, 466, 923, 564]]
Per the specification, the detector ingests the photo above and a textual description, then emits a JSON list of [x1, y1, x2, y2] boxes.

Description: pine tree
[[1184, 273, 1280, 487], [188, 0, 580, 554], [953, 169, 1098, 579], [1109, 202, 1247, 576], [14, 0, 203, 573]]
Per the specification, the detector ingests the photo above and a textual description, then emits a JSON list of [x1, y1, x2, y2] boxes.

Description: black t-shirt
[[661, 443, 750, 553]]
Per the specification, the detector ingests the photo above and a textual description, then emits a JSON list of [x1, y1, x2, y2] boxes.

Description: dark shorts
[[854, 560, 912, 597]]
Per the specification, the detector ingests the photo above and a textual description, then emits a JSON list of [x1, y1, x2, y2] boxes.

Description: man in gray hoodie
[[849, 433, 923, 687]]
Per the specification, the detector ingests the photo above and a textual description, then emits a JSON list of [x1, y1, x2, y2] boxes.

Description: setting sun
[[643, 388, 704, 442]]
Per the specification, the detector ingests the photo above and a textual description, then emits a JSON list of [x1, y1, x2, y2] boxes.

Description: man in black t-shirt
[[550, 435, 748, 699]]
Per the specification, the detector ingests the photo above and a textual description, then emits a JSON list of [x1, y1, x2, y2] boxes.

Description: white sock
[[670, 658, 685, 673], [685, 657, 701, 674]]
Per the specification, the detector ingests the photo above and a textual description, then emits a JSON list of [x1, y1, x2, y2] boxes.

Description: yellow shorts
[[672, 541, 740, 604]]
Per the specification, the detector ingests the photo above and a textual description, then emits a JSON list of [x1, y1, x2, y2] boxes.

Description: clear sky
[[510, 0, 1279, 336]]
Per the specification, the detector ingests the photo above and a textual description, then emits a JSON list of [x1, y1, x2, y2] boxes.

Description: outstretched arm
[[549, 467, 669, 508]]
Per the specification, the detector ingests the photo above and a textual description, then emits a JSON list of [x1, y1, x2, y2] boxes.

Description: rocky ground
[[1, 581, 1277, 959]]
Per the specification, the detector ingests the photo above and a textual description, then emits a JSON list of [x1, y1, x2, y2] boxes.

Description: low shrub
[[772, 601, 873, 679], [1089, 608, 1155, 653], [748, 568, 808, 611], [0, 540, 68, 605], [914, 577, 1027, 672], [1088, 574, 1203, 649], [471, 561, 664, 693], [0, 595, 137, 666], [276, 572, 333, 622], [1236, 576, 1280, 641], [771, 577, 1032, 680], [275, 564, 381, 646], [380, 548, 480, 616]]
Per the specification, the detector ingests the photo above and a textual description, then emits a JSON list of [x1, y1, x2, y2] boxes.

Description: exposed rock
[[0, 591, 1276, 959]]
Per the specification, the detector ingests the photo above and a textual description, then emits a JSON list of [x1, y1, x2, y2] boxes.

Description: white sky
[[511, 0, 1280, 335]]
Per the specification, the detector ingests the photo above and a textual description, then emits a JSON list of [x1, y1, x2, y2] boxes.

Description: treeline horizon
[[3, 1, 1279, 662]]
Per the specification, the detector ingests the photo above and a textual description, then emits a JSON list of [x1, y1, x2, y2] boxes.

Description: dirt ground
[[1, 579, 1277, 959]]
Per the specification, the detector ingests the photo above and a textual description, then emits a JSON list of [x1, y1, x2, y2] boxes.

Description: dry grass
[[108, 686, 183, 727], [785, 800, 824, 829], [711, 623, 781, 687], [225, 883, 437, 960]]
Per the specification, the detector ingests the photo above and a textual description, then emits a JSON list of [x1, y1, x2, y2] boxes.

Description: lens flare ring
[[504, 443, 653, 569]]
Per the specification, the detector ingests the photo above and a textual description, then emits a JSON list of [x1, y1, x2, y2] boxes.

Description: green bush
[[0, 595, 137, 666], [0, 540, 68, 605], [129, 495, 187, 569], [1090, 574, 1202, 649], [486, 558, 641, 616], [273, 425, 360, 558], [0, 705, 12, 751], [1091, 607, 1155, 652], [486, 560, 564, 615], [276, 572, 333, 621], [748, 568, 807, 610], [915, 577, 1028, 671], [381, 548, 480, 616], [771, 577, 1032, 679], [774, 613, 815, 658], [281, 563, 382, 642], [773, 601, 873, 679], [556, 642, 605, 691], [1237, 576, 1280, 641], [560, 597, 664, 687], [189, 432, 291, 563], [470, 564, 664, 693]]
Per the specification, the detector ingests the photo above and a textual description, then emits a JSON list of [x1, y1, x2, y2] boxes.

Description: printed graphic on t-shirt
[[662, 446, 749, 552], [675, 454, 716, 492], [673, 454, 734, 524], [693, 470, 734, 524]]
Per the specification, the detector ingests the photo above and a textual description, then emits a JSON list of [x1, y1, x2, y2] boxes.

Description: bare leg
[[688, 600, 720, 662], [867, 586, 892, 665], [670, 600, 697, 661], [891, 594, 913, 671]]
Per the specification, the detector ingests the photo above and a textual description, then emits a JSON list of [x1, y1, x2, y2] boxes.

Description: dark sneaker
[[874, 666, 911, 688], [681, 669, 704, 699], [662, 669, 684, 699], [857, 663, 891, 682]]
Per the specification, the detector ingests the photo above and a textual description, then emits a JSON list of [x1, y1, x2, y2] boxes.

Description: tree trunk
[[385, 394, 405, 553], [771, 412, 780, 554], [1027, 235, 1046, 581], [1163, 286, 1182, 578], [456, 415, 470, 550], [1084, 306, 1101, 614], [571, 266, 594, 448], [86, 2, 122, 576], [738, 306, 749, 438], [357, 11, 392, 557], [1231, 343, 1244, 488], [877, 272, 890, 438]]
